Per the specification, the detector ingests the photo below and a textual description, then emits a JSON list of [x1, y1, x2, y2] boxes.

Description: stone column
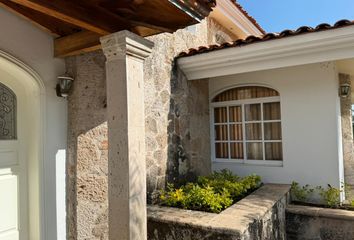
[[100, 31, 153, 240], [339, 73, 354, 197]]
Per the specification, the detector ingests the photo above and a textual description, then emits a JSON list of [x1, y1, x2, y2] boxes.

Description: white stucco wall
[[0, 8, 67, 240], [209, 62, 344, 188]]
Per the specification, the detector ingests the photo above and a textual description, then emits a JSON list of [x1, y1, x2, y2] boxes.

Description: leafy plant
[[159, 170, 261, 213], [159, 183, 186, 207], [183, 184, 232, 213], [290, 182, 314, 202], [316, 185, 341, 208], [197, 170, 261, 201]]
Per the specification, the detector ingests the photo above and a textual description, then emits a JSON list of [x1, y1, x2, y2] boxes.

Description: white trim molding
[[178, 25, 354, 80], [0, 50, 45, 91], [210, 86, 283, 167], [0, 49, 46, 240]]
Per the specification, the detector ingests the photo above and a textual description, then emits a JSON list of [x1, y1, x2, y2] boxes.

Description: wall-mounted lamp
[[56, 75, 74, 98], [339, 83, 351, 98]]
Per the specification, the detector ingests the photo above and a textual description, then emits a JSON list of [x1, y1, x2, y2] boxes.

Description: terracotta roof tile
[[230, 1, 266, 34], [177, 19, 354, 58]]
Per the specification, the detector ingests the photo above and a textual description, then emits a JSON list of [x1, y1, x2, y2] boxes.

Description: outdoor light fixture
[[56, 75, 74, 98], [339, 83, 351, 98]]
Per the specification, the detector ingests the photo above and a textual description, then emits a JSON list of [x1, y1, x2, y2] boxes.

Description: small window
[[211, 86, 282, 165], [0, 83, 16, 140]]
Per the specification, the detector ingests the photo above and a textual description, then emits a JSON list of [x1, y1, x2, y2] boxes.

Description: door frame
[[0, 50, 46, 240]]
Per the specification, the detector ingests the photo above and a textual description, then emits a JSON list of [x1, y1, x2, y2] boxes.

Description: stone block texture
[[339, 74, 354, 196], [144, 19, 235, 201], [100, 31, 154, 240], [66, 51, 108, 240], [286, 205, 354, 240], [66, 18, 236, 239]]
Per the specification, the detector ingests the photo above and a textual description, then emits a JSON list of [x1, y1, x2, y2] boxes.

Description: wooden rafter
[[130, 20, 174, 33], [54, 26, 162, 58], [8, 0, 133, 35], [0, 0, 80, 36], [1, 0, 216, 57], [54, 31, 101, 57]]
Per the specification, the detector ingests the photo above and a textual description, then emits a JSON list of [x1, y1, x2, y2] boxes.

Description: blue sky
[[237, 0, 354, 33]]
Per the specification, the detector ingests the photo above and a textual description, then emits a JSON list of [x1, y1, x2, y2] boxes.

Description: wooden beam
[[54, 26, 163, 58], [100, 0, 145, 10], [54, 31, 101, 57], [130, 20, 174, 33], [9, 0, 132, 35], [0, 0, 80, 36], [44, 0, 215, 57], [133, 26, 163, 37]]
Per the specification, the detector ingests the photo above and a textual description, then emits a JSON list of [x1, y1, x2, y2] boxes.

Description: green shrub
[[197, 170, 261, 201], [183, 184, 233, 213], [290, 182, 314, 202], [290, 182, 342, 208], [316, 185, 341, 208], [159, 184, 186, 208], [159, 170, 261, 213]]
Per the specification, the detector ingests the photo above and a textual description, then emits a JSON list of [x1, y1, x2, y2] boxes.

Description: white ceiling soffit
[[178, 25, 354, 80]]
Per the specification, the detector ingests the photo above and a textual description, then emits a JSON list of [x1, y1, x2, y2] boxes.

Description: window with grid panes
[[211, 86, 283, 165]]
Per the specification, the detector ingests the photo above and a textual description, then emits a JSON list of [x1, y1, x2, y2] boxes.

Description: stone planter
[[286, 204, 354, 240], [147, 184, 290, 240]]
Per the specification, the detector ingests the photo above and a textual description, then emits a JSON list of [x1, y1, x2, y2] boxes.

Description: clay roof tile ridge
[[177, 19, 354, 58]]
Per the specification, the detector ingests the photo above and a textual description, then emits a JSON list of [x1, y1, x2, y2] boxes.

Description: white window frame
[[210, 96, 283, 167]]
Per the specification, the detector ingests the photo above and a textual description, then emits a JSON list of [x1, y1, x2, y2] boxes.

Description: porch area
[[1, 0, 354, 239]]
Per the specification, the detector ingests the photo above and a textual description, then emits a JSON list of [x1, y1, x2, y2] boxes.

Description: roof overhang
[[0, 0, 215, 57], [209, 0, 263, 38], [178, 25, 354, 80]]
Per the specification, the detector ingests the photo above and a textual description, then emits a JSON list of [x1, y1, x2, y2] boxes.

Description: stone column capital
[[100, 30, 154, 61]]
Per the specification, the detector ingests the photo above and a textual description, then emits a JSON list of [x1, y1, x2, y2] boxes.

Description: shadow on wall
[[165, 61, 211, 188], [65, 50, 212, 238]]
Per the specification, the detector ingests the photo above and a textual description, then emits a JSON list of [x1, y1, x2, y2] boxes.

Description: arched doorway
[[0, 50, 45, 240]]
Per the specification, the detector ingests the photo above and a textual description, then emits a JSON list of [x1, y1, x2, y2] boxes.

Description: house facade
[[1, 0, 354, 240], [0, 6, 67, 240], [64, 2, 263, 239], [0, 1, 264, 240], [178, 20, 354, 197]]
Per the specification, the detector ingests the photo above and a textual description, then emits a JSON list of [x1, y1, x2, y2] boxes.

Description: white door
[[0, 82, 27, 240]]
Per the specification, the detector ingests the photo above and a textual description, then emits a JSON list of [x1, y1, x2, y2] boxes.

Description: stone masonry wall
[[66, 18, 236, 239], [66, 52, 109, 240], [339, 73, 354, 197], [286, 205, 354, 240], [147, 184, 290, 240], [144, 18, 235, 201]]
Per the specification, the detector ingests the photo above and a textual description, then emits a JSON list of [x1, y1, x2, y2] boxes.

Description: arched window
[[211, 86, 282, 165], [0, 83, 16, 140]]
